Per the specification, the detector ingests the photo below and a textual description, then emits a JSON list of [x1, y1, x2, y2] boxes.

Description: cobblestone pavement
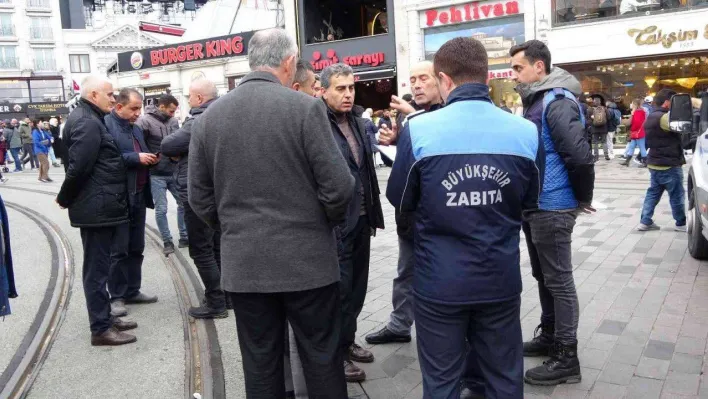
[[351, 156, 708, 399]]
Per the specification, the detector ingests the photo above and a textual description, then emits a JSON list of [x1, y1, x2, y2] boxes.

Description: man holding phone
[[137, 94, 189, 256], [104, 88, 159, 317]]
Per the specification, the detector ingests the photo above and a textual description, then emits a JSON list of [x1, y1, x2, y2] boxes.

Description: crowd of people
[[50, 25, 693, 398], [0, 118, 63, 183]]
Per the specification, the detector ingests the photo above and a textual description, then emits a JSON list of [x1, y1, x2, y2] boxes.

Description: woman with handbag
[[621, 98, 647, 167]]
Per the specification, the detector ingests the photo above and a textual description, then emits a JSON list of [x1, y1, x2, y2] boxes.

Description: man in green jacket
[[19, 118, 36, 169]]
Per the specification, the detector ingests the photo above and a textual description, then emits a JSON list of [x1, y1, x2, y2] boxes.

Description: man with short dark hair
[[57, 76, 136, 346], [20, 118, 36, 170], [313, 74, 322, 98], [388, 37, 539, 398], [510, 39, 595, 386], [321, 62, 385, 383], [637, 88, 685, 232], [104, 88, 159, 318], [137, 94, 188, 256], [377, 108, 392, 129], [292, 60, 317, 96], [162, 79, 227, 319], [5, 119, 22, 172]]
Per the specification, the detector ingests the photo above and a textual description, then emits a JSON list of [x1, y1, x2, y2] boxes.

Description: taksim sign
[[422, 0, 523, 28], [311, 49, 385, 71]]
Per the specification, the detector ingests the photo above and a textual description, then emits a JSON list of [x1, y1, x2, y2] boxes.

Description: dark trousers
[[9, 147, 21, 171], [338, 215, 371, 356], [108, 192, 146, 301], [183, 201, 225, 309], [21, 143, 36, 168], [230, 283, 346, 399], [416, 296, 523, 399], [81, 224, 128, 334], [523, 211, 579, 345]]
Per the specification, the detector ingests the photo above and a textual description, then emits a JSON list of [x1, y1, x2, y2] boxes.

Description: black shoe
[[163, 241, 175, 256], [178, 238, 189, 248], [620, 158, 630, 166], [524, 342, 582, 386], [225, 294, 234, 310], [365, 326, 411, 344], [523, 322, 554, 357], [188, 304, 228, 319]]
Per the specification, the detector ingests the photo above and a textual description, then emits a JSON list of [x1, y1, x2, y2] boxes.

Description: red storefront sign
[[139, 22, 185, 37], [311, 49, 385, 71], [423, 0, 521, 27], [488, 69, 514, 79]]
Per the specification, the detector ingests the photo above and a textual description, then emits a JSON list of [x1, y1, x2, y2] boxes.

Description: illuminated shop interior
[[302, 0, 388, 44], [562, 54, 708, 108]]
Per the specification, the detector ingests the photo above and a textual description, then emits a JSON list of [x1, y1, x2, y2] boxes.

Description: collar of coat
[[80, 98, 109, 119], [239, 70, 282, 87], [444, 83, 493, 107]]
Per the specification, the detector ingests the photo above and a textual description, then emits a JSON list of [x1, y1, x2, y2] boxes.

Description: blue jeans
[[150, 175, 188, 243], [625, 137, 647, 158], [9, 147, 21, 171], [640, 167, 686, 227]]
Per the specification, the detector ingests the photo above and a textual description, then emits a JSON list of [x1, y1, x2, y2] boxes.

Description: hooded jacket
[[387, 83, 540, 304], [136, 105, 178, 176], [19, 122, 32, 145], [517, 67, 595, 210], [161, 98, 215, 205]]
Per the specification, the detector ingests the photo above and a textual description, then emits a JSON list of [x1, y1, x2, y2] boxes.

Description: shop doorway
[[354, 77, 396, 112]]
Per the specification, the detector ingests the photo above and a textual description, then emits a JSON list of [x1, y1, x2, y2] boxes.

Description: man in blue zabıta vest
[[510, 39, 596, 386], [387, 36, 540, 398]]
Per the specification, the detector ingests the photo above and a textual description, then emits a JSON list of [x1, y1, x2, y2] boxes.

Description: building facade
[[110, 0, 295, 116], [539, 1, 708, 108], [0, 0, 68, 119], [296, 0, 396, 110]]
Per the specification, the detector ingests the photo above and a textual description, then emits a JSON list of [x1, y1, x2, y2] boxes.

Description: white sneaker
[[674, 225, 687, 232], [0, 178, 7, 184], [637, 223, 660, 231]]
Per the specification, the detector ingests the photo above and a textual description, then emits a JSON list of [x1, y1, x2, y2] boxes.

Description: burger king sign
[[130, 52, 144, 70]]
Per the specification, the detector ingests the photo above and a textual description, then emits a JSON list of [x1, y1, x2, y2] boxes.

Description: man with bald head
[[57, 76, 137, 346], [161, 78, 227, 319], [366, 60, 443, 345]]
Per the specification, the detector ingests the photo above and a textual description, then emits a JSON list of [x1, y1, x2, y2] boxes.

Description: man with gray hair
[[188, 28, 353, 396], [161, 78, 227, 320], [321, 63, 385, 382]]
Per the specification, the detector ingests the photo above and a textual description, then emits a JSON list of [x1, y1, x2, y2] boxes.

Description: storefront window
[[29, 79, 64, 102], [302, 0, 388, 44], [553, 0, 704, 26], [562, 54, 708, 108], [0, 79, 29, 104], [424, 16, 524, 109]]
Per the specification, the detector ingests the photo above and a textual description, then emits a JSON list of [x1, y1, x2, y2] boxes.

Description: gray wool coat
[[188, 71, 355, 293]]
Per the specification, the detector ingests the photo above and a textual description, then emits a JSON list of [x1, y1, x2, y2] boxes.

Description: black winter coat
[[326, 104, 385, 237], [57, 99, 129, 228], [104, 111, 154, 208], [161, 99, 214, 205], [645, 108, 685, 167]]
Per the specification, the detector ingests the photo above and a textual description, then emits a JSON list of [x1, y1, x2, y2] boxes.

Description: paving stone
[[652, 325, 682, 343], [579, 348, 611, 370], [626, 376, 663, 399], [597, 320, 628, 336], [609, 344, 644, 365], [380, 354, 416, 378], [675, 337, 707, 356], [588, 382, 628, 399], [636, 356, 671, 379], [670, 353, 703, 374], [574, 367, 601, 391], [681, 323, 708, 340], [551, 386, 589, 399], [644, 340, 676, 362], [586, 333, 619, 351], [663, 371, 701, 396], [597, 362, 636, 385], [616, 265, 638, 274]]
